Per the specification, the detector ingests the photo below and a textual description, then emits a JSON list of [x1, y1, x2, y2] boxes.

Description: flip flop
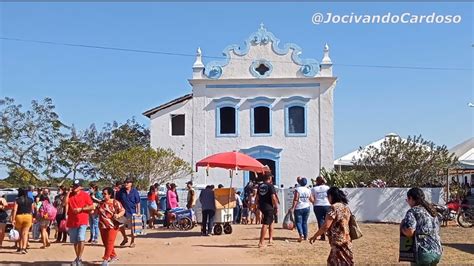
[[130, 243, 136, 248]]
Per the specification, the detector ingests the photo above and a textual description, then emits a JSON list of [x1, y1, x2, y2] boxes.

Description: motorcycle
[[433, 200, 460, 226], [457, 203, 474, 228]]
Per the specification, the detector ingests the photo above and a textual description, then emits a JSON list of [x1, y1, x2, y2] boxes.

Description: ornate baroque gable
[[202, 24, 320, 80]]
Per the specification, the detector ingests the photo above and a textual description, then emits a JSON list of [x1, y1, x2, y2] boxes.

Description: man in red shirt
[[66, 180, 94, 266]]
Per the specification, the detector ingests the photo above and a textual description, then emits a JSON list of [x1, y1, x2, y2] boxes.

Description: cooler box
[[132, 214, 146, 236], [214, 188, 236, 209], [214, 208, 233, 223]]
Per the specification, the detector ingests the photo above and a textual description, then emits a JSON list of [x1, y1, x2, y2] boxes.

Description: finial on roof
[[193, 47, 204, 68], [321, 43, 332, 65], [260, 22, 265, 30]]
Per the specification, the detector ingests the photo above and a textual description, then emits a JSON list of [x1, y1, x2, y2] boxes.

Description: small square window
[[171, 114, 185, 136]]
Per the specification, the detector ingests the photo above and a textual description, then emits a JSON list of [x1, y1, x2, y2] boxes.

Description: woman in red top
[[147, 186, 158, 229], [97, 187, 125, 265]]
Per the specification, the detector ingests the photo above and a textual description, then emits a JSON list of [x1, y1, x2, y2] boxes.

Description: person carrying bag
[[97, 187, 125, 265], [282, 210, 295, 230]]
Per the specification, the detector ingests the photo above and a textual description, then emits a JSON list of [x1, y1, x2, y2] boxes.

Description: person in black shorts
[[256, 174, 279, 248]]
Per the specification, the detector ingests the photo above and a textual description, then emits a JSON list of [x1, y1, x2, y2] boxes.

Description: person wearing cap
[[311, 176, 331, 241], [66, 179, 94, 266], [186, 181, 196, 210], [290, 176, 313, 242], [115, 178, 140, 248], [256, 173, 278, 248]]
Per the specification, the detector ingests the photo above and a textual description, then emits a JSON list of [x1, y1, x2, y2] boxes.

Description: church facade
[[143, 25, 337, 187]]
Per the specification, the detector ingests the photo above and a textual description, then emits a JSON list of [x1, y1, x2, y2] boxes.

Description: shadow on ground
[[141, 230, 202, 239], [0, 262, 99, 266], [242, 236, 297, 241], [443, 243, 474, 255], [192, 244, 255, 249]]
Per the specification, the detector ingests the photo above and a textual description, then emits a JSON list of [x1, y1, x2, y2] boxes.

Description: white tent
[[450, 137, 474, 169], [334, 133, 402, 167]]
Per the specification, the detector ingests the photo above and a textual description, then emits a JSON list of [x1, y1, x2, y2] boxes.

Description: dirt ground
[[0, 223, 473, 265]]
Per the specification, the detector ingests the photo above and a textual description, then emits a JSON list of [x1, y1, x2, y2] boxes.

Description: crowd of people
[[4, 178, 143, 266], [233, 174, 443, 266], [0, 172, 445, 266]]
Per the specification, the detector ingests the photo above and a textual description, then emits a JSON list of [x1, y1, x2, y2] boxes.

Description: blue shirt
[[27, 191, 34, 202], [116, 188, 140, 216], [199, 188, 216, 211], [403, 206, 442, 256]]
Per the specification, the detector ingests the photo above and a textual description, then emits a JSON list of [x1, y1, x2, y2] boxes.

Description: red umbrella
[[195, 151, 268, 173]]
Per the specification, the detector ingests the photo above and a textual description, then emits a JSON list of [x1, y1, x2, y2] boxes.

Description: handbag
[[282, 210, 295, 230], [113, 215, 128, 227], [109, 200, 127, 227], [59, 219, 68, 232], [399, 232, 418, 262], [349, 211, 363, 240]]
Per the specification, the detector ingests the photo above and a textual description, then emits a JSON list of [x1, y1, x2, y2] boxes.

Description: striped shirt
[[97, 199, 124, 230]]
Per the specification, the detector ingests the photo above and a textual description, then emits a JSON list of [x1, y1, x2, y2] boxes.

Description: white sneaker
[[101, 260, 109, 266]]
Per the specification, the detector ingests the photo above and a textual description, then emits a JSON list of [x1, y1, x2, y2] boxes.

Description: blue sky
[[0, 2, 472, 175]]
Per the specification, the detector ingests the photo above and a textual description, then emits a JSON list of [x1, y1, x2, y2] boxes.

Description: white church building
[[143, 25, 337, 187]]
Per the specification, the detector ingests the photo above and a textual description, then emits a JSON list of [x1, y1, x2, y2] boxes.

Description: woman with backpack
[[37, 194, 54, 249], [97, 187, 125, 265]]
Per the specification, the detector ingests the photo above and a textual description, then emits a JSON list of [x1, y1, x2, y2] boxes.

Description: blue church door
[[249, 159, 276, 185]]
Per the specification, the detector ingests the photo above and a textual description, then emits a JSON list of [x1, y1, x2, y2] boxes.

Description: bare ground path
[[0, 223, 472, 265]]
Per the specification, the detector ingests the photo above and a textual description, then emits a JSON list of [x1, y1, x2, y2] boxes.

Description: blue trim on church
[[214, 97, 241, 138], [240, 145, 283, 186], [206, 83, 320, 89]]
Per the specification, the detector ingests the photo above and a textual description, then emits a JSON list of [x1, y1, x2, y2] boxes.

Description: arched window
[[288, 106, 305, 134], [284, 96, 309, 137], [219, 106, 236, 134], [249, 97, 274, 136], [214, 97, 240, 137], [253, 106, 270, 134]]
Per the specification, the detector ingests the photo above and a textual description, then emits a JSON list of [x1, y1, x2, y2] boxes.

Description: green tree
[[0, 97, 65, 180], [83, 119, 150, 180], [354, 135, 457, 187], [315, 168, 371, 188], [52, 126, 93, 180], [103, 147, 192, 190]]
